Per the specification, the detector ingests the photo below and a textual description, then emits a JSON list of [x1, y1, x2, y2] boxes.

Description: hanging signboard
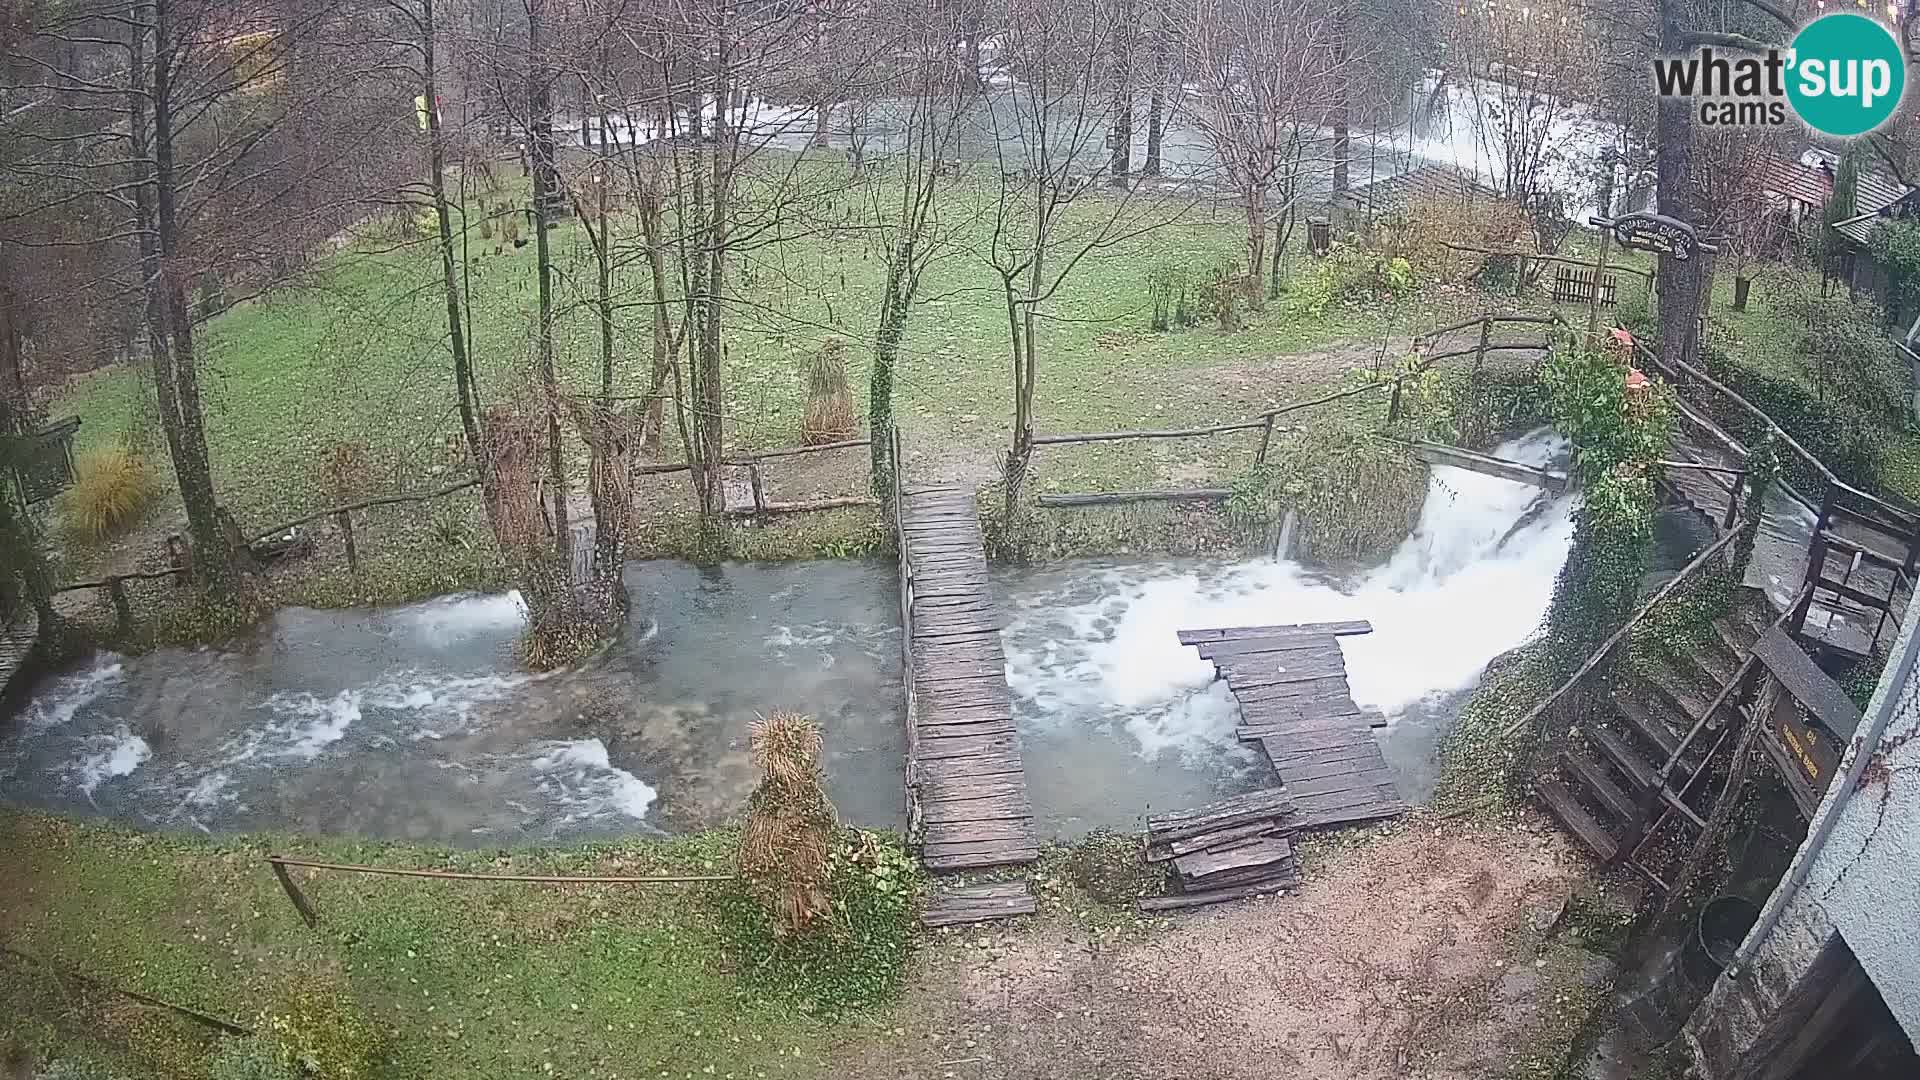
[[1590, 212, 1716, 262]]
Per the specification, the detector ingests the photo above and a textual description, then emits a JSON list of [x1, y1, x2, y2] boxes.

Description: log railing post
[[1472, 316, 1492, 378], [1256, 414, 1276, 464], [748, 461, 766, 519], [1724, 471, 1743, 531], [107, 576, 132, 637], [335, 510, 358, 573], [269, 859, 321, 928]]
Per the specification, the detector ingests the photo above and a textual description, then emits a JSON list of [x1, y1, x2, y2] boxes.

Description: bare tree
[[865, 0, 976, 495], [978, 0, 1179, 524], [1182, 0, 1348, 308]]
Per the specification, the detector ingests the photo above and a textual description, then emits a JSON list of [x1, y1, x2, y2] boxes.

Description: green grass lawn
[[0, 813, 855, 1080], [45, 173, 1474, 594]]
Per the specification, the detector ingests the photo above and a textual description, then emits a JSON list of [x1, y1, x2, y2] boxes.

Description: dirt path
[[837, 817, 1594, 1080]]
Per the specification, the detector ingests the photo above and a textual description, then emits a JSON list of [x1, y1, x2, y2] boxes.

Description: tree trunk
[[141, 0, 242, 598], [638, 184, 672, 452], [1246, 188, 1267, 311], [1109, 1, 1133, 189], [422, 0, 487, 488], [1331, 18, 1350, 201], [1654, 14, 1701, 367], [528, 0, 571, 572], [692, 5, 733, 519], [1143, 12, 1165, 177], [870, 292, 906, 499]]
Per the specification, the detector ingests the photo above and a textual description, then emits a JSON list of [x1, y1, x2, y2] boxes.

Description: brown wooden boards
[[1180, 621, 1406, 830], [921, 881, 1038, 928], [900, 486, 1038, 872]]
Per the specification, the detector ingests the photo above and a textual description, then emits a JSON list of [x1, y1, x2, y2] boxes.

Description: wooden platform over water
[[1179, 621, 1406, 829], [897, 486, 1038, 873]]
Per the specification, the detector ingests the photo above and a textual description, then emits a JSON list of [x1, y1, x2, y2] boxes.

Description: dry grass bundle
[[800, 337, 855, 445], [482, 405, 544, 555], [63, 447, 157, 542], [317, 440, 374, 505], [740, 710, 839, 937]]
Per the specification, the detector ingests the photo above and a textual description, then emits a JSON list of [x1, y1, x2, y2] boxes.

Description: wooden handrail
[[265, 854, 730, 884], [1635, 341, 1919, 530], [1655, 583, 1813, 783], [248, 477, 482, 544], [1033, 419, 1276, 445], [1500, 527, 1745, 739]]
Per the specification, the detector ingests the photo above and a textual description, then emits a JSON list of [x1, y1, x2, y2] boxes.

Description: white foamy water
[[72, 725, 150, 797], [22, 656, 124, 733], [401, 590, 529, 645], [1005, 429, 1578, 764], [530, 738, 659, 823]]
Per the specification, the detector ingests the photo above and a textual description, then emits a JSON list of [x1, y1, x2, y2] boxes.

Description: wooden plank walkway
[[1179, 622, 1405, 829], [898, 485, 1038, 873], [921, 881, 1037, 928]]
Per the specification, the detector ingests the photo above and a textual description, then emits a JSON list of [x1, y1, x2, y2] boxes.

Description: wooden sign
[[1763, 692, 1844, 819], [1594, 212, 1714, 262]]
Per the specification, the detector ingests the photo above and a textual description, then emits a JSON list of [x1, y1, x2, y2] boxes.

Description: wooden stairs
[[1535, 602, 1774, 888]]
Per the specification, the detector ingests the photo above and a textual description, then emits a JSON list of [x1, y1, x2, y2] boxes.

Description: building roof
[[1334, 164, 1501, 213], [1835, 168, 1915, 248], [1759, 158, 1832, 208]]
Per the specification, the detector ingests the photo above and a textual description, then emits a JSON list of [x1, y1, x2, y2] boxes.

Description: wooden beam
[[1400, 440, 1569, 492]]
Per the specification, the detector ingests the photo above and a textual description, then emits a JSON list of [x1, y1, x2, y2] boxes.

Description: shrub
[[1229, 424, 1428, 564], [207, 1037, 298, 1080], [800, 337, 856, 445], [253, 986, 381, 1080], [1296, 246, 1416, 317], [63, 447, 157, 542], [1698, 337, 1889, 493], [36, 1060, 125, 1080], [1145, 260, 1195, 332], [718, 827, 923, 1016], [1374, 193, 1531, 283], [1195, 259, 1247, 330]]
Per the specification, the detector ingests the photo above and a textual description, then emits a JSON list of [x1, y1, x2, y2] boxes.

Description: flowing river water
[[1, 431, 1614, 844]]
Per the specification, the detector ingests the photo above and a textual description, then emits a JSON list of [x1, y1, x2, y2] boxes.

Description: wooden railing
[[887, 426, 922, 837], [1030, 312, 1565, 508], [1501, 526, 1746, 741], [631, 437, 876, 518]]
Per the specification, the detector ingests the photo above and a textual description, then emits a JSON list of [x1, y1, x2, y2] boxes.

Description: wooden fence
[[1551, 265, 1618, 307], [630, 436, 877, 518], [50, 436, 880, 636], [1029, 312, 1565, 508], [264, 854, 731, 930]]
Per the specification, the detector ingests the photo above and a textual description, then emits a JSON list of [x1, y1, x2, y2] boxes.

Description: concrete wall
[[1686, 603, 1920, 1076]]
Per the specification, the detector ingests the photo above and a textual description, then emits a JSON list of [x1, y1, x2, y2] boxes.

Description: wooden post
[[107, 577, 132, 637], [1587, 230, 1612, 343], [335, 510, 358, 572], [1723, 475, 1742, 532], [269, 860, 320, 928], [1472, 317, 1492, 378], [748, 461, 766, 519], [1256, 415, 1276, 464]]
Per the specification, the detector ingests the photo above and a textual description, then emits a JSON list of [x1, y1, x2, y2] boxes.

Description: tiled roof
[[1759, 158, 1831, 208], [1334, 165, 1501, 212], [1835, 171, 1917, 248]]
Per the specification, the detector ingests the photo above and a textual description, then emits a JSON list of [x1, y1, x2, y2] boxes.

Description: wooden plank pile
[[1139, 789, 1303, 912]]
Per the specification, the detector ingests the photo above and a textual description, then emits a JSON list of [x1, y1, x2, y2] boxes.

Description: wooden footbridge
[[894, 483, 1039, 874], [1179, 621, 1405, 829]]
